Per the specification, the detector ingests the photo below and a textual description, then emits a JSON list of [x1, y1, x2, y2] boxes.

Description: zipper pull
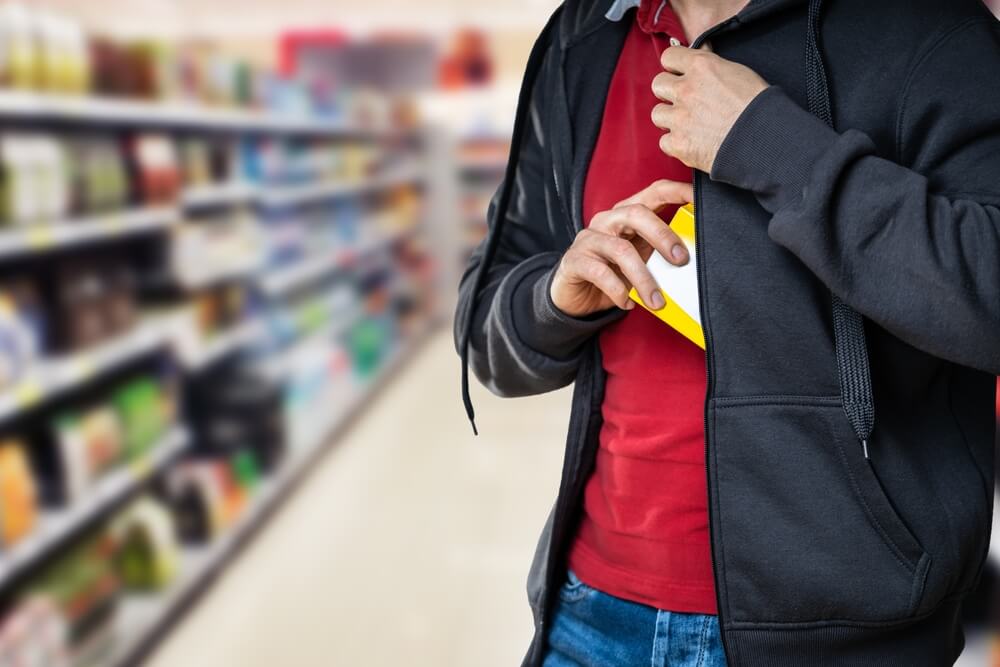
[[861, 439, 869, 459]]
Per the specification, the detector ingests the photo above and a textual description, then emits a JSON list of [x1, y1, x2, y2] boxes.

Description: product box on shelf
[[112, 496, 180, 591], [0, 438, 38, 547]]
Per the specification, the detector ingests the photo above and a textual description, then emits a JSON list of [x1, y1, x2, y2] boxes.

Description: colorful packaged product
[[0, 439, 38, 546], [113, 497, 180, 590]]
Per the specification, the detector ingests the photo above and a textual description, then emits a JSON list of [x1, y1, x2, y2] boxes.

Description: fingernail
[[625, 301, 636, 310], [650, 291, 666, 310], [671, 245, 688, 263]]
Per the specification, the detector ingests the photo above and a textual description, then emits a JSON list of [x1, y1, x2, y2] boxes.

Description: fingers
[[651, 102, 673, 131], [591, 203, 690, 267], [613, 178, 693, 212], [660, 44, 699, 73], [561, 244, 633, 310], [576, 230, 664, 309], [651, 71, 680, 103]]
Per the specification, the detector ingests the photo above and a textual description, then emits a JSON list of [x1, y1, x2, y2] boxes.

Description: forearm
[[457, 251, 622, 397], [712, 87, 1000, 374]]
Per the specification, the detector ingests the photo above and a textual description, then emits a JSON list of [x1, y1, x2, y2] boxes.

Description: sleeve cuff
[[710, 85, 841, 212], [506, 252, 623, 361]]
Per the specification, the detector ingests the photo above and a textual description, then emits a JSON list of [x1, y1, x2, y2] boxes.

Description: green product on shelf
[[300, 301, 327, 332], [114, 497, 180, 591], [234, 62, 254, 106], [349, 319, 387, 377], [113, 378, 165, 460], [81, 140, 130, 214], [26, 533, 121, 629], [231, 450, 260, 492], [0, 134, 38, 225]]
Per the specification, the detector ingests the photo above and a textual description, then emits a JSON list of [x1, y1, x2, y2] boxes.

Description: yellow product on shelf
[[36, 10, 69, 93], [0, 3, 40, 90], [0, 439, 38, 547], [628, 204, 705, 349]]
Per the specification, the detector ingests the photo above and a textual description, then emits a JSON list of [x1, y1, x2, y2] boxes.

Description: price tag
[[65, 356, 96, 383], [25, 226, 54, 249], [100, 213, 124, 234], [130, 455, 153, 480], [13, 380, 42, 408]]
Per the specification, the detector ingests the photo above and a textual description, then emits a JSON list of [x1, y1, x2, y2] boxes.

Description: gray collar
[[605, 0, 641, 21]]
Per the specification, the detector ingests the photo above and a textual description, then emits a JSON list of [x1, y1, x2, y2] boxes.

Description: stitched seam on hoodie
[[724, 592, 966, 629], [894, 17, 994, 164]]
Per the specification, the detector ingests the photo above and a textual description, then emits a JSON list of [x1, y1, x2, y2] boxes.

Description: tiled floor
[[147, 330, 570, 667]]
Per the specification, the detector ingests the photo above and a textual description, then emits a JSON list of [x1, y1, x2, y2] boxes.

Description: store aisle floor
[[147, 328, 571, 667]]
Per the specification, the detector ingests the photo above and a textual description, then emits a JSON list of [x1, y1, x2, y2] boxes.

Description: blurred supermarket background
[[0, 1, 993, 666]]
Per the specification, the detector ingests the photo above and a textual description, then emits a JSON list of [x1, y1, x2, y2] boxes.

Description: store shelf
[[458, 156, 508, 173], [257, 161, 425, 209], [0, 323, 168, 427], [109, 320, 438, 667], [176, 320, 264, 371], [182, 182, 256, 210], [0, 206, 178, 259], [257, 227, 417, 299], [0, 90, 385, 136], [0, 426, 190, 591], [175, 254, 263, 291], [349, 225, 420, 258], [259, 308, 364, 381], [256, 254, 340, 298]]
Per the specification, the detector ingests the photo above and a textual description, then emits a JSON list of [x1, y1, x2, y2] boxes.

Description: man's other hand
[[651, 46, 768, 173]]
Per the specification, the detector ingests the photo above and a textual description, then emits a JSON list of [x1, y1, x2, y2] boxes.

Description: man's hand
[[550, 180, 694, 318], [651, 46, 768, 173]]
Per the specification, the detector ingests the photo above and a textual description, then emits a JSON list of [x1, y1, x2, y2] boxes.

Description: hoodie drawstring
[[806, 0, 876, 456]]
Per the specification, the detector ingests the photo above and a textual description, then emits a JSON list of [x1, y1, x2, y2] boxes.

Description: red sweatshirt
[[567, 1, 717, 615]]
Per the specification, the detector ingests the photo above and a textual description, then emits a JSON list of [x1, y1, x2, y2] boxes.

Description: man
[[455, 0, 1000, 665]]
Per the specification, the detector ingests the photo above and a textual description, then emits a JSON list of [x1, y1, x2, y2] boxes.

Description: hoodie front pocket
[[709, 398, 930, 625]]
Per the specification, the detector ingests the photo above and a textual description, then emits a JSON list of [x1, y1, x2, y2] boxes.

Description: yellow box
[[628, 203, 705, 349]]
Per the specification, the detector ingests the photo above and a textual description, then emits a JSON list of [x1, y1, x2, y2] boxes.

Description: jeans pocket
[[558, 570, 595, 604]]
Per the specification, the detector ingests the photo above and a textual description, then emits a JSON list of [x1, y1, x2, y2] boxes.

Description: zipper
[[694, 171, 733, 662], [690, 15, 739, 664]]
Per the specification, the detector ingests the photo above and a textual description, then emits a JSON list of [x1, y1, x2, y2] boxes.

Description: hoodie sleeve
[[710, 17, 1000, 375], [454, 37, 623, 399]]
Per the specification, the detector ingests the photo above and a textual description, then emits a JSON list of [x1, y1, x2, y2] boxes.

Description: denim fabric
[[543, 571, 727, 667]]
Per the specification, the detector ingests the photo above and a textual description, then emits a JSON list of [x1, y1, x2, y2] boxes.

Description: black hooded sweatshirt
[[454, 0, 1000, 664]]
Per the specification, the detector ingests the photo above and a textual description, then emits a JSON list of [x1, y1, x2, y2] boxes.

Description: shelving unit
[[0, 19, 445, 664], [181, 182, 256, 210], [0, 207, 179, 258], [107, 321, 437, 667], [174, 320, 265, 372], [456, 136, 509, 259], [0, 322, 168, 426], [0, 426, 190, 590], [174, 254, 264, 292], [182, 162, 425, 213], [256, 160, 425, 209], [256, 253, 341, 298], [0, 90, 389, 136], [0, 72, 453, 667], [259, 307, 364, 381], [256, 227, 414, 298]]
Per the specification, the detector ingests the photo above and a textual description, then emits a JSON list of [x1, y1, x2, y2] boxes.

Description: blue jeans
[[543, 571, 727, 667]]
